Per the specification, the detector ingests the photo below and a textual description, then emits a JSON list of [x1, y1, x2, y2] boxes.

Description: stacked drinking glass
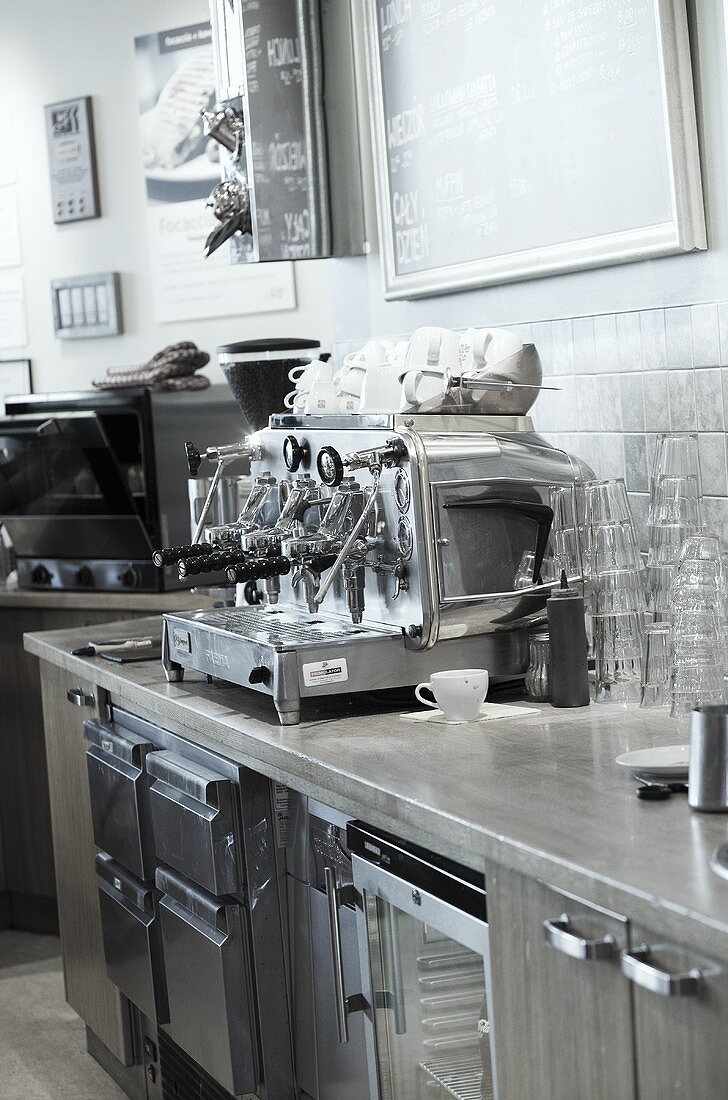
[[647, 434, 704, 618], [582, 479, 646, 704], [667, 534, 728, 716]]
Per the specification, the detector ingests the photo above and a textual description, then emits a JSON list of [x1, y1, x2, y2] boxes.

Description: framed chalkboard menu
[[365, 0, 706, 299]]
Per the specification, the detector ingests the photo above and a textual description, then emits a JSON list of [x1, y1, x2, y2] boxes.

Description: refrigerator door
[[351, 853, 495, 1100]]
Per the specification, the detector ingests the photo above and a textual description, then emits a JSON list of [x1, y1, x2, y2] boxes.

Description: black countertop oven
[[0, 386, 243, 592]]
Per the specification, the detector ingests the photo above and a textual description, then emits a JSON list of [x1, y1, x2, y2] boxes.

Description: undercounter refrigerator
[[347, 822, 495, 1100]]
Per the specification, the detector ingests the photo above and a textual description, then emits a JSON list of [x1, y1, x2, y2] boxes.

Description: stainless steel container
[[688, 705, 728, 812]]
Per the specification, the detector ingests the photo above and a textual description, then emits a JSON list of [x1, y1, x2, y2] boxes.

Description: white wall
[[1, 0, 335, 393]]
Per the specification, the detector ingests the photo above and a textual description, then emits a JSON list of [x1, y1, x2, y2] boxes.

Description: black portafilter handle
[[178, 549, 249, 579], [153, 543, 211, 568], [303, 551, 338, 573], [226, 555, 292, 584]]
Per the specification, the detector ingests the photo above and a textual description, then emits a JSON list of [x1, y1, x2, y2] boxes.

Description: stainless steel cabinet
[[147, 751, 241, 897], [156, 865, 256, 1097], [39, 661, 134, 1064], [486, 864, 635, 1100], [623, 923, 728, 1099]]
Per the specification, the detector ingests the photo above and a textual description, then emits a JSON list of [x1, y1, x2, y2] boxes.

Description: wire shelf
[[417, 1056, 493, 1100]]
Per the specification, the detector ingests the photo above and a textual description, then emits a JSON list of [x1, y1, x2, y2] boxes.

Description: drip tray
[[417, 1056, 492, 1100], [184, 606, 398, 651]]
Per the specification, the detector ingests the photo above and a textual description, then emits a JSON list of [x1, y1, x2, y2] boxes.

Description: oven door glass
[[0, 410, 140, 517], [355, 865, 494, 1100]]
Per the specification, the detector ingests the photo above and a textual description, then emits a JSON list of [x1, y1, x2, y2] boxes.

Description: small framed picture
[[44, 96, 100, 224], [0, 358, 31, 409], [51, 273, 122, 339]]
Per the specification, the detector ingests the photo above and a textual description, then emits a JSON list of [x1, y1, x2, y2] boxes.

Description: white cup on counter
[[415, 669, 490, 722]]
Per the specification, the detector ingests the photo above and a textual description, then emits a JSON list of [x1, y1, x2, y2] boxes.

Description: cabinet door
[[624, 923, 728, 1099], [40, 660, 133, 1065], [486, 864, 635, 1100]]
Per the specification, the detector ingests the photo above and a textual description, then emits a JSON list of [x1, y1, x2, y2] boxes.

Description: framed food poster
[[44, 96, 101, 224]]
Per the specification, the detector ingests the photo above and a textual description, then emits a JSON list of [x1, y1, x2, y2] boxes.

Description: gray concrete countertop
[[24, 616, 728, 958], [0, 586, 220, 611]]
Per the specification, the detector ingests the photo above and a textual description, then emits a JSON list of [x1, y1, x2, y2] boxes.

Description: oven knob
[[76, 566, 95, 588], [31, 564, 52, 586], [283, 435, 309, 473], [248, 665, 270, 685], [317, 446, 344, 487], [120, 566, 140, 589]]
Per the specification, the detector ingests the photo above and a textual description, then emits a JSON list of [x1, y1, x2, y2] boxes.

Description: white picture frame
[[0, 357, 31, 410], [364, 0, 706, 301]]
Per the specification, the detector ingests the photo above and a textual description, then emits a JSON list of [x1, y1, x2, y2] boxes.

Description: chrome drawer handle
[[620, 946, 702, 997], [544, 915, 616, 960], [67, 688, 95, 708]]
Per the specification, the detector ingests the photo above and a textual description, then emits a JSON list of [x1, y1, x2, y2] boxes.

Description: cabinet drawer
[[147, 751, 240, 896], [487, 865, 635, 1100], [156, 866, 256, 1097], [96, 854, 168, 1025], [85, 719, 156, 881], [623, 923, 728, 1099]]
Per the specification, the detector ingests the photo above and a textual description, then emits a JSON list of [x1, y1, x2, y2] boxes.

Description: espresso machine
[[157, 408, 591, 724]]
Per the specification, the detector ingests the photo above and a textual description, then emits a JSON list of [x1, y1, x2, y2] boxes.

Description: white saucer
[[400, 702, 541, 725], [615, 745, 689, 778]]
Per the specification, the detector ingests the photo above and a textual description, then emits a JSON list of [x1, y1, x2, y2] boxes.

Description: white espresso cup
[[415, 669, 489, 722]]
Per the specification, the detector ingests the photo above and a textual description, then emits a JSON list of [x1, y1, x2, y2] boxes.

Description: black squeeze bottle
[[546, 571, 590, 708]]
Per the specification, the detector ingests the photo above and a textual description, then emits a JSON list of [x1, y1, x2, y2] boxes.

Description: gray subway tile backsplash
[[699, 434, 728, 497], [640, 310, 667, 371], [525, 299, 727, 544], [576, 375, 600, 431], [597, 374, 622, 431], [664, 306, 694, 370], [642, 371, 670, 431], [572, 316, 596, 375], [600, 433, 626, 481], [616, 311, 642, 372], [667, 370, 697, 430], [620, 374, 645, 432], [690, 303, 720, 367], [695, 368, 724, 431], [593, 313, 619, 374], [551, 318, 575, 376], [623, 434, 648, 492]]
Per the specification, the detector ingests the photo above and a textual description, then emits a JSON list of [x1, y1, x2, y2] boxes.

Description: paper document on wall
[[0, 189, 21, 268], [0, 114, 16, 186], [135, 21, 296, 324], [0, 271, 26, 349], [146, 201, 295, 323]]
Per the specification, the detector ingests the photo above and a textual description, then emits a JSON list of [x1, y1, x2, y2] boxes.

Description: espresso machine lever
[[186, 437, 257, 545]]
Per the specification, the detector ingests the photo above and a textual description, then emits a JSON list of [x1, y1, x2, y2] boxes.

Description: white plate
[[615, 745, 689, 778]]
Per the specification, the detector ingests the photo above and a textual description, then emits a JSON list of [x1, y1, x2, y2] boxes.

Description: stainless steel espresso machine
[[157, 410, 591, 724]]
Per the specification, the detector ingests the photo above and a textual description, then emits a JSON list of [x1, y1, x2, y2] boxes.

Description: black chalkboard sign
[[365, 0, 705, 299]]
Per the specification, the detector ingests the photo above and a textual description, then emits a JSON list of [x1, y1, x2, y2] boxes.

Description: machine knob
[[283, 435, 309, 473], [248, 665, 270, 685], [243, 580, 263, 605], [317, 446, 344, 487], [76, 566, 95, 588], [185, 441, 202, 476], [120, 566, 140, 589], [31, 564, 52, 586]]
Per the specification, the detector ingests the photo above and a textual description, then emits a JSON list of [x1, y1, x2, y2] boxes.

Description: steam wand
[[313, 466, 382, 610]]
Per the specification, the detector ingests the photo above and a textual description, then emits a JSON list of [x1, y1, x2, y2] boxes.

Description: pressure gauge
[[397, 515, 414, 560], [394, 468, 411, 513]]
